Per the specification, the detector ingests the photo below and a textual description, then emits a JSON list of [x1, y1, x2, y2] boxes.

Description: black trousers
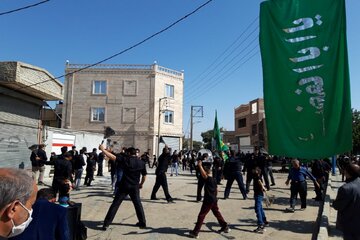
[[197, 177, 205, 201], [84, 170, 94, 186], [103, 184, 146, 227], [245, 171, 253, 193], [151, 173, 172, 200], [97, 164, 103, 176], [315, 177, 325, 200], [290, 181, 307, 208]]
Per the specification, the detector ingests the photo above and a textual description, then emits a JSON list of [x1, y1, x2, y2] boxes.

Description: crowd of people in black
[[25, 143, 360, 239]]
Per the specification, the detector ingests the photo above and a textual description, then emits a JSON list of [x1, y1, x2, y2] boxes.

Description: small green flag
[[213, 111, 229, 153], [260, 0, 352, 159]]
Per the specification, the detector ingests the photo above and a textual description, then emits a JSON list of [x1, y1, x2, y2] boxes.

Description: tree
[[201, 127, 226, 150], [353, 109, 360, 154], [182, 137, 203, 151]]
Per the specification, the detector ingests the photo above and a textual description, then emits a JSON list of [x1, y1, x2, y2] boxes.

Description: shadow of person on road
[[267, 219, 316, 235], [205, 222, 237, 239], [120, 224, 190, 238]]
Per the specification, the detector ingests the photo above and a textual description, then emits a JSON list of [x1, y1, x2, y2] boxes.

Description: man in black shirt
[[100, 145, 147, 230], [189, 160, 229, 239], [30, 144, 48, 185], [151, 147, 173, 203], [47, 150, 73, 197], [224, 150, 247, 200]]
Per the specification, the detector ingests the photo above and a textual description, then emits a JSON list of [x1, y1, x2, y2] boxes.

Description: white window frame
[[92, 80, 107, 95], [165, 84, 174, 98], [164, 110, 174, 124], [91, 107, 105, 122]]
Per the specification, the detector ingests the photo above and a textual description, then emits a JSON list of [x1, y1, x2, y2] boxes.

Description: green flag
[[260, 0, 352, 159], [213, 111, 229, 153]]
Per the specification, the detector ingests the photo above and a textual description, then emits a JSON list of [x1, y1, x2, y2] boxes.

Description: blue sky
[[1, 0, 359, 141]]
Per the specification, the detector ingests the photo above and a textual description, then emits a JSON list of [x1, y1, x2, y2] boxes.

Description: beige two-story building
[[62, 63, 184, 156]]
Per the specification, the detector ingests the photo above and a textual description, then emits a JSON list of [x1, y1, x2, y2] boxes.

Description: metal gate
[[159, 136, 180, 154], [0, 123, 38, 168]]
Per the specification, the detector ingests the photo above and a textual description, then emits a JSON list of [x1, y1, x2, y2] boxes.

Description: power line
[[0, 0, 214, 96], [185, 34, 259, 101], [185, 46, 260, 105], [185, 17, 259, 92], [0, 0, 50, 16]]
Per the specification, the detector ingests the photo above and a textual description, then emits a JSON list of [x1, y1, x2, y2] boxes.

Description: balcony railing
[[66, 64, 154, 70]]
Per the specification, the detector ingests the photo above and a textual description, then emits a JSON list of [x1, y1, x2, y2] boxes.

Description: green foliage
[[182, 138, 203, 151], [353, 109, 360, 154], [201, 127, 225, 150]]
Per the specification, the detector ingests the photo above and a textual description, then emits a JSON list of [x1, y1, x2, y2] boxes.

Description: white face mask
[[8, 202, 33, 237]]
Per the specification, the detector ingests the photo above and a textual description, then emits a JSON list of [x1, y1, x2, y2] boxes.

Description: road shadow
[[81, 220, 104, 231], [229, 219, 258, 233], [119, 224, 190, 238], [205, 222, 237, 239], [267, 219, 316, 234]]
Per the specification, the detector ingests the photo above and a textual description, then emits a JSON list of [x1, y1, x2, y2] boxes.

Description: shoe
[[271, 183, 276, 186], [167, 198, 174, 203], [264, 221, 269, 227], [299, 207, 306, 211], [101, 225, 108, 231], [135, 222, 146, 229], [286, 207, 295, 212], [218, 225, 231, 233], [223, 197, 228, 200], [253, 226, 265, 234], [189, 231, 199, 239]]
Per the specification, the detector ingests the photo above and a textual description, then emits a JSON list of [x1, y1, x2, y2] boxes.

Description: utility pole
[[157, 97, 168, 158], [190, 106, 193, 151], [190, 105, 203, 151]]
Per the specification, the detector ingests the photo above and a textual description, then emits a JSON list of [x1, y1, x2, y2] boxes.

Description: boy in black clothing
[[253, 167, 268, 233], [189, 160, 230, 239]]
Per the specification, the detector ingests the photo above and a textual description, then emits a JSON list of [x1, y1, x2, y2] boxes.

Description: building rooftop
[[0, 61, 63, 100], [65, 63, 184, 78]]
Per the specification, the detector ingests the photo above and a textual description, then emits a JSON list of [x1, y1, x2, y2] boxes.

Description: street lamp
[[157, 97, 168, 158]]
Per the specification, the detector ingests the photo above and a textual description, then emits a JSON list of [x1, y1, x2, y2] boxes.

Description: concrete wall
[[0, 88, 43, 168]]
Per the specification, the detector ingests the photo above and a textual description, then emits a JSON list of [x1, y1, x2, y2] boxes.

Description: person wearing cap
[[0, 168, 38, 239]]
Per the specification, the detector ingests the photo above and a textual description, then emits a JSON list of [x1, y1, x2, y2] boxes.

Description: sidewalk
[[41, 167, 321, 240], [326, 173, 344, 240]]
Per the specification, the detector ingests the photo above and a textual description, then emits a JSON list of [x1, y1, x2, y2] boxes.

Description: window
[[252, 124, 257, 136], [164, 110, 174, 124], [91, 107, 105, 122], [238, 118, 246, 128], [165, 84, 174, 98], [93, 80, 107, 95]]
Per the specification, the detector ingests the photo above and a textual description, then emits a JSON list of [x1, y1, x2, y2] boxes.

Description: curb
[[317, 178, 331, 240]]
